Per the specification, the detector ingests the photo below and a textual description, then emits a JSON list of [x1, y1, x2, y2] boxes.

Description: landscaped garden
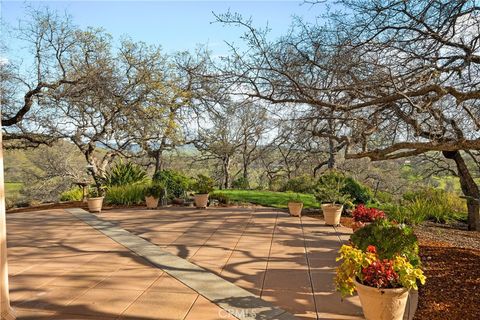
[[2, 1, 480, 319]]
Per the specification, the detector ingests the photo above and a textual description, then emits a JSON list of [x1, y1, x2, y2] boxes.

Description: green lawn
[[211, 189, 319, 209]]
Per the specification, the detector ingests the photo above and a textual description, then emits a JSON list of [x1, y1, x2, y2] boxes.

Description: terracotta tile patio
[[6, 207, 363, 319]]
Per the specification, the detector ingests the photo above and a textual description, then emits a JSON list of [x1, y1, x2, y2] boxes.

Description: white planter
[[194, 194, 209, 208], [87, 197, 104, 213], [288, 202, 303, 217], [355, 280, 410, 320], [321, 203, 343, 225]]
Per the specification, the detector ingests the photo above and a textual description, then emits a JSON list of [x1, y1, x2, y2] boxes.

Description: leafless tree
[[215, 0, 480, 230]]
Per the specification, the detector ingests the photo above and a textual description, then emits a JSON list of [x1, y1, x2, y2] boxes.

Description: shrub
[[105, 184, 146, 205], [350, 219, 421, 267], [314, 171, 373, 206], [60, 188, 84, 201], [343, 176, 374, 204], [209, 193, 231, 205], [352, 204, 385, 222], [192, 174, 215, 194], [153, 169, 191, 198], [281, 174, 316, 193], [232, 177, 250, 189], [145, 183, 165, 199], [378, 203, 426, 225], [314, 171, 353, 206], [104, 161, 148, 187], [402, 188, 467, 223]]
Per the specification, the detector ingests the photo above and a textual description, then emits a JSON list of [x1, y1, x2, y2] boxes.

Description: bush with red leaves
[[353, 204, 386, 222]]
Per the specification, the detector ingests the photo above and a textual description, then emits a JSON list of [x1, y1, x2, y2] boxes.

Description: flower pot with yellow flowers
[[335, 220, 426, 320]]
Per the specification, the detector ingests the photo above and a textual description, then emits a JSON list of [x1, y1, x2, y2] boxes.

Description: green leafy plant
[[153, 169, 191, 198], [209, 193, 231, 205], [350, 219, 421, 267], [105, 184, 146, 205], [314, 171, 353, 206], [192, 174, 215, 194], [60, 187, 84, 201], [103, 161, 148, 187], [88, 185, 106, 198], [335, 244, 426, 297], [145, 183, 165, 199], [287, 192, 303, 203]]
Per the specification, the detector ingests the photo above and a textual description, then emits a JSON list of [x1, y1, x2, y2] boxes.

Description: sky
[[1, 0, 325, 60]]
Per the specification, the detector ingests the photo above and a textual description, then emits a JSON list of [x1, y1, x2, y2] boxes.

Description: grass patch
[[211, 190, 320, 208]]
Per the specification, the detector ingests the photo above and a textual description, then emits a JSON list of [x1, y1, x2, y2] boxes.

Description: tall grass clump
[[103, 161, 148, 187], [105, 184, 147, 205]]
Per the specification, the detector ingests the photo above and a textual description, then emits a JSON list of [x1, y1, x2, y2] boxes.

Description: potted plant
[[351, 204, 386, 232], [337, 220, 425, 320], [145, 183, 164, 209], [287, 192, 303, 217], [87, 186, 105, 213], [191, 174, 215, 208], [315, 171, 352, 225]]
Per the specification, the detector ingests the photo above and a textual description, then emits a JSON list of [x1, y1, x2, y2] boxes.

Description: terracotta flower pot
[[87, 197, 104, 213], [194, 194, 209, 208], [321, 203, 343, 225], [145, 196, 159, 209], [355, 280, 410, 320], [288, 202, 303, 217]]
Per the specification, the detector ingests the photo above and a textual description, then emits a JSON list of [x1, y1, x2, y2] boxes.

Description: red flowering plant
[[352, 204, 386, 223]]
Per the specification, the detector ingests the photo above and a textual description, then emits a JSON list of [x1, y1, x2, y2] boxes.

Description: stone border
[[66, 208, 296, 320]]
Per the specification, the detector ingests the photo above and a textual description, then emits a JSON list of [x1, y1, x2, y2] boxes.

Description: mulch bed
[[414, 223, 480, 320]]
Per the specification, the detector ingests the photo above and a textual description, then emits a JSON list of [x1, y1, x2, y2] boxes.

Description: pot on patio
[[355, 280, 410, 320], [322, 203, 343, 225], [87, 197, 104, 213], [288, 201, 303, 217], [403, 289, 418, 320], [145, 196, 159, 209], [194, 194, 209, 208]]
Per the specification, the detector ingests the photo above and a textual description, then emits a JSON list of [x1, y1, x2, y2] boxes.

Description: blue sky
[[1, 1, 325, 59]]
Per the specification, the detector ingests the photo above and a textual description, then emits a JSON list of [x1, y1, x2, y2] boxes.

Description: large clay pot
[[288, 202, 303, 217], [322, 203, 343, 225], [87, 197, 104, 213], [355, 280, 410, 320], [145, 196, 159, 209], [194, 194, 209, 208]]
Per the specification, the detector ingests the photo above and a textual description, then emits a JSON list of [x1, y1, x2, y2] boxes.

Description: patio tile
[[120, 291, 198, 319], [310, 271, 337, 292], [263, 270, 312, 293], [184, 296, 239, 320], [93, 267, 163, 291], [148, 274, 196, 294], [315, 292, 363, 316], [261, 289, 317, 319], [15, 285, 90, 312], [67, 288, 143, 317]]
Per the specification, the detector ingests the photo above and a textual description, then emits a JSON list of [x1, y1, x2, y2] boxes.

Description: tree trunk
[[223, 156, 231, 189], [328, 137, 336, 169], [153, 149, 164, 175], [443, 150, 480, 231]]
